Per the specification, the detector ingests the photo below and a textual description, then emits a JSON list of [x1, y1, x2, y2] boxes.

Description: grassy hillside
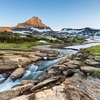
[[85, 45, 100, 56]]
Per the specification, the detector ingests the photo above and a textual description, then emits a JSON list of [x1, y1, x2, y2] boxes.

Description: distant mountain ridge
[[0, 17, 100, 37], [57, 27, 100, 37]]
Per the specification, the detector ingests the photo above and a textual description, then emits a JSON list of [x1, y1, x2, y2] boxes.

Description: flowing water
[[0, 37, 100, 92]]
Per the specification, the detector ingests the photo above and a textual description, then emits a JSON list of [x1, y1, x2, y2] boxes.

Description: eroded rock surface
[[0, 49, 100, 100]]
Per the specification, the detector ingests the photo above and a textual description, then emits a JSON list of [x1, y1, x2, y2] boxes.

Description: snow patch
[[12, 31, 31, 34], [31, 27, 51, 32], [58, 28, 84, 33]]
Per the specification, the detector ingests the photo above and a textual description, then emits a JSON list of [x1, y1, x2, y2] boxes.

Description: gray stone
[[88, 55, 94, 59], [56, 55, 69, 65], [94, 56, 100, 62], [81, 66, 100, 72], [10, 68, 25, 81], [85, 59, 99, 66]]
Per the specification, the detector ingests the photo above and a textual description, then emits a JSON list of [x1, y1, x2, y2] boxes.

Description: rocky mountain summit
[[16, 16, 50, 29], [0, 49, 100, 100]]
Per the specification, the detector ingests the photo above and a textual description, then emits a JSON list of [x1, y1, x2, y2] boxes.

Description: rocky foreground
[[0, 49, 100, 100]]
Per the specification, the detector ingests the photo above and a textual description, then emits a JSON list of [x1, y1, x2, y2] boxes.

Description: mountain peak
[[17, 16, 49, 29]]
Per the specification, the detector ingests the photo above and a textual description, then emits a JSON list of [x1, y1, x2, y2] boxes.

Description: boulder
[[56, 55, 69, 65], [10, 68, 25, 81], [0, 84, 33, 100]]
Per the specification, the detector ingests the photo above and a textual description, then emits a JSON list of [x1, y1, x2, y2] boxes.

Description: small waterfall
[[0, 77, 20, 92], [21, 64, 44, 80]]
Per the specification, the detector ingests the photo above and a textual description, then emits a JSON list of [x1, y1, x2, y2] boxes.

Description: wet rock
[[21, 80, 38, 85], [12, 84, 24, 88], [56, 55, 69, 65], [0, 73, 6, 83], [47, 53, 58, 57], [47, 56, 56, 60], [31, 76, 60, 92], [0, 84, 33, 100], [10, 68, 25, 81]]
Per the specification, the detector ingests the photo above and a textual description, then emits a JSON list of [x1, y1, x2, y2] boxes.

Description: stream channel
[[0, 36, 100, 92]]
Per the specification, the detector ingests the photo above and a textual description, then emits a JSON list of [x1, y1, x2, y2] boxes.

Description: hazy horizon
[[0, 0, 100, 31]]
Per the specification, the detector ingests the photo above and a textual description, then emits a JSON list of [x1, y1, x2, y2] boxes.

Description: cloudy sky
[[0, 0, 100, 30]]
